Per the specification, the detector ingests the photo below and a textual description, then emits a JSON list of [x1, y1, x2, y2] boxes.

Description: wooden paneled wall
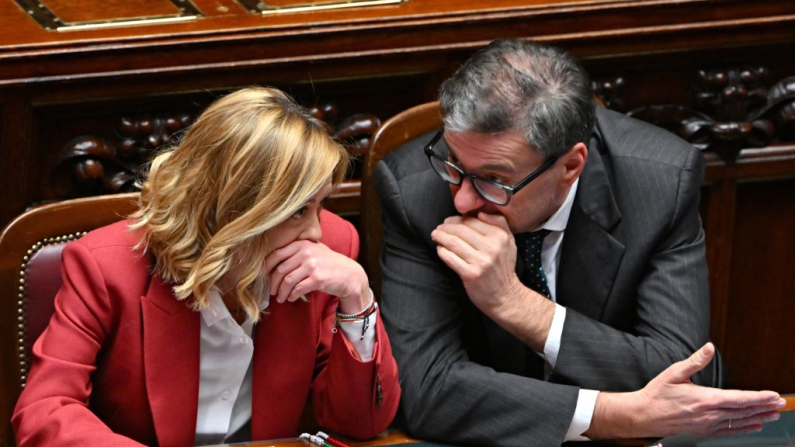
[[1, 2, 794, 437]]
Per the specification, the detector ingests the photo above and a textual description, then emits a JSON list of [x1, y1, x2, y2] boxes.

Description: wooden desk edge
[[784, 394, 795, 412], [240, 429, 418, 447], [241, 395, 795, 446]]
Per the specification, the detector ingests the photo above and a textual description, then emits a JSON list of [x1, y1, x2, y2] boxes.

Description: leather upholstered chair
[[360, 101, 442, 300], [0, 193, 139, 447]]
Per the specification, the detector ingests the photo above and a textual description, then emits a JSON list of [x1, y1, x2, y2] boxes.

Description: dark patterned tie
[[515, 229, 552, 298], [514, 229, 551, 378]]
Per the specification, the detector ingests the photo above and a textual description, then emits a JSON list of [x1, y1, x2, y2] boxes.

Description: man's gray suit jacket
[[375, 107, 721, 447]]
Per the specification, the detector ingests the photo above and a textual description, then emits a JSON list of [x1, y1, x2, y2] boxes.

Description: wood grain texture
[[42, 0, 181, 23]]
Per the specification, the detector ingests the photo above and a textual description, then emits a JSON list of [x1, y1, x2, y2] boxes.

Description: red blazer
[[13, 210, 400, 447]]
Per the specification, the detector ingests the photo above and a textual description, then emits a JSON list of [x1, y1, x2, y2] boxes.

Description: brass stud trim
[[17, 231, 86, 384]]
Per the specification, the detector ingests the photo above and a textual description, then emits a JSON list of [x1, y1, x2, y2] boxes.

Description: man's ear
[[561, 142, 588, 186]]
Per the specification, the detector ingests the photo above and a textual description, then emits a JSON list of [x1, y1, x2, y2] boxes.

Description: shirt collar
[[534, 177, 579, 233], [200, 288, 229, 327], [199, 287, 270, 327]]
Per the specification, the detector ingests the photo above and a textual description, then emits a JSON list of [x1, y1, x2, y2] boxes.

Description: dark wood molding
[[1, 1, 794, 84]]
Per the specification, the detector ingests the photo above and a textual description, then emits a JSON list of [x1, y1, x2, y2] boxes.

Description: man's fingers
[[444, 213, 511, 239], [723, 410, 781, 429], [435, 223, 491, 251], [432, 228, 479, 261], [436, 215, 513, 257], [709, 424, 763, 437], [718, 395, 785, 410], [666, 343, 715, 383], [436, 245, 472, 279], [437, 221, 482, 239], [709, 410, 780, 437], [476, 212, 511, 233]]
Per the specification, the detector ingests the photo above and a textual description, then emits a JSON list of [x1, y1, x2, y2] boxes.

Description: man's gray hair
[[439, 39, 596, 158]]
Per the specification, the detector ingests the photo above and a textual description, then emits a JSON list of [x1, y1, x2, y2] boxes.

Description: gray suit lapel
[[556, 129, 625, 322]]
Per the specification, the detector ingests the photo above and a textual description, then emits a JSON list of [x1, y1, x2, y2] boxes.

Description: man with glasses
[[375, 39, 784, 446]]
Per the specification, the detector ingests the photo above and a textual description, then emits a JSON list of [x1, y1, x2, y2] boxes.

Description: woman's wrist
[[338, 285, 374, 316], [334, 287, 378, 340]]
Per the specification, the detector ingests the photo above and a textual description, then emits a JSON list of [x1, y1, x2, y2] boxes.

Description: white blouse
[[194, 289, 376, 445]]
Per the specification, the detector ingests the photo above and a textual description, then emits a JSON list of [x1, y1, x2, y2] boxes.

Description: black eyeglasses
[[424, 130, 558, 206]]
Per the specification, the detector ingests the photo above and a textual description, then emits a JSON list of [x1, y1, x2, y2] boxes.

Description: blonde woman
[[12, 87, 400, 446]]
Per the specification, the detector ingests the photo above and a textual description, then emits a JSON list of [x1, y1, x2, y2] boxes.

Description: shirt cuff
[[564, 389, 599, 441], [542, 303, 566, 368], [338, 314, 377, 361]]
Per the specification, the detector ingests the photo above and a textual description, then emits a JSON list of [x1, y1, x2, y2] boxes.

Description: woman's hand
[[264, 240, 370, 314]]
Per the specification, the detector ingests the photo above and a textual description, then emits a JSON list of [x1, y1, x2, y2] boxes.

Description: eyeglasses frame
[[423, 130, 559, 206]]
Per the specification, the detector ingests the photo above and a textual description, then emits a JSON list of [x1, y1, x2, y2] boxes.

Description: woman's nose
[[302, 213, 323, 242]]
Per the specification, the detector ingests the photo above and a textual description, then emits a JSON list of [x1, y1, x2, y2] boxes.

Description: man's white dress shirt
[[528, 178, 599, 441]]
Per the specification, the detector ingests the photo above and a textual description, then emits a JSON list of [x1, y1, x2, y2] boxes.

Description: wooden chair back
[[0, 193, 139, 446], [360, 102, 442, 299]]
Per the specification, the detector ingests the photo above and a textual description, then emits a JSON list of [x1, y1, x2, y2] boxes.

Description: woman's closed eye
[[292, 193, 330, 220], [291, 206, 308, 219]]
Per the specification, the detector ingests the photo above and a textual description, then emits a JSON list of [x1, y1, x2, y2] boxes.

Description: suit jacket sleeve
[[12, 241, 146, 447], [310, 213, 400, 439], [375, 160, 579, 447]]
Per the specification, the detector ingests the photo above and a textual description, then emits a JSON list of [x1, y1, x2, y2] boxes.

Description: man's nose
[[452, 179, 486, 216]]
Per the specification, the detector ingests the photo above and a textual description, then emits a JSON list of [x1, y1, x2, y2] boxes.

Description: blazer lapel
[[251, 298, 317, 440], [556, 133, 625, 321], [142, 276, 200, 447]]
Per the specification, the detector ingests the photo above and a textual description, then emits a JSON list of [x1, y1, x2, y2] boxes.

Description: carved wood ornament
[[53, 70, 795, 199], [54, 104, 380, 199], [54, 113, 194, 198], [628, 68, 795, 164], [592, 77, 626, 111]]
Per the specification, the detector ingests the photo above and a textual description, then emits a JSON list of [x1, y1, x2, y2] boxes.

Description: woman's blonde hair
[[130, 87, 349, 322]]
